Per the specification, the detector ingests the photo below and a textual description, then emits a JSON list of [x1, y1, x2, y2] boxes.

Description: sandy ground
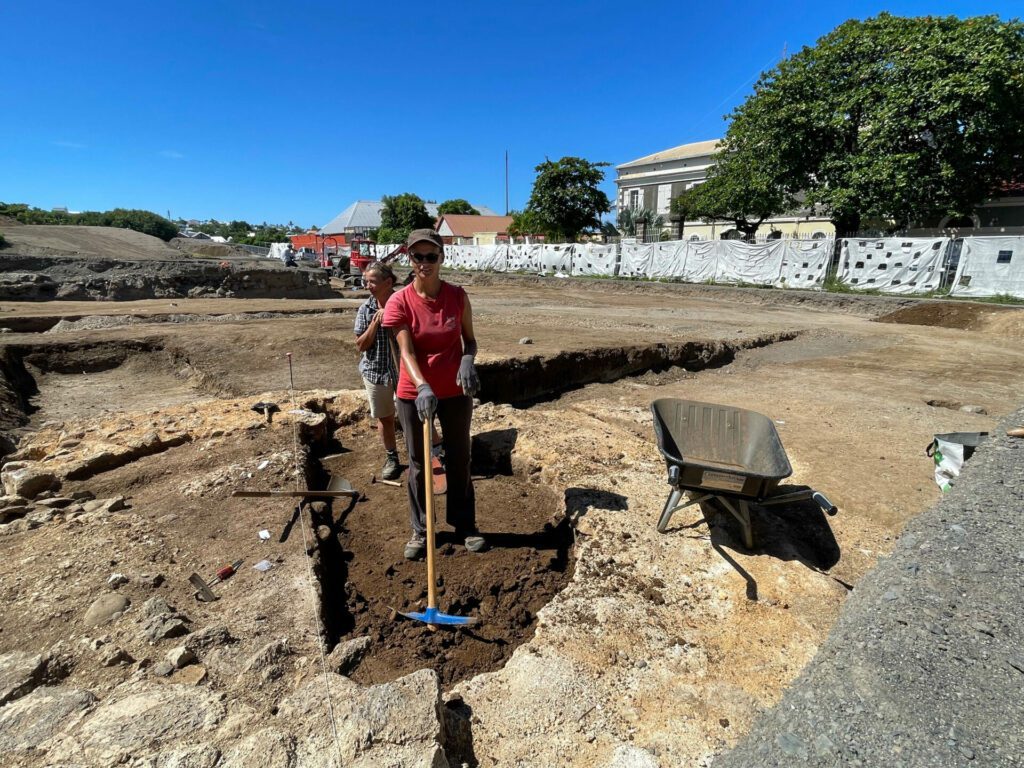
[[1, 279, 1023, 766]]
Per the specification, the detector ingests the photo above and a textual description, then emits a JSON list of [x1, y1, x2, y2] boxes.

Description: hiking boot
[[463, 534, 487, 553], [404, 536, 426, 560], [382, 451, 401, 480]]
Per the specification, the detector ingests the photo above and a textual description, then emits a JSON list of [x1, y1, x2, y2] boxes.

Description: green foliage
[[0, 202, 178, 241], [722, 13, 1024, 233], [523, 157, 611, 242], [437, 199, 480, 216], [0, 231, 6, 248], [681, 150, 791, 240], [507, 209, 547, 238], [377, 193, 434, 244], [617, 207, 664, 238]]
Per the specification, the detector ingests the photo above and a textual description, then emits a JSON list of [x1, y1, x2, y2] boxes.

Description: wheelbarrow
[[651, 398, 837, 549]]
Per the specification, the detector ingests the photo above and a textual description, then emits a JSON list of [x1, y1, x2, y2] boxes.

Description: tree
[[681, 150, 791, 240], [376, 193, 433, 244], [720, 13, 1024, 233], [507, 209, 546, 239], [523, 157, 611, 242], [437, 199, 479, 216]]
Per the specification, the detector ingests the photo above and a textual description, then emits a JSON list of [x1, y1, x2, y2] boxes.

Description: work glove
[[456, 354, 480, 397], [415, 383, 437, 422]]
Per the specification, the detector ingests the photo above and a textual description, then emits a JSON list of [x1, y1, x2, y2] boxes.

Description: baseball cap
[[405, 229, 444, 252]]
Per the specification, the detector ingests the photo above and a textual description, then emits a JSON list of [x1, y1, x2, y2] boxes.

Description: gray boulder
[[0, 464, 60, 499], [83, 593, 130, 627], [0, 686, 96, 753], [276, 668, 449, 767]]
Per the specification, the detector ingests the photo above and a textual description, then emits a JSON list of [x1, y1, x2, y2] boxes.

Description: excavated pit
[[477, 332, 800, 405], [0, 341, 209, 435], [297, 408, 574, 688]]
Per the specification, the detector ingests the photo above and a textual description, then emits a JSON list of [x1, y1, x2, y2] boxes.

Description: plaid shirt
[[354, 295, 399, 386]]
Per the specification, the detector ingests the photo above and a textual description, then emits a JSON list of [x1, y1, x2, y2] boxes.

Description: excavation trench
[[477, 331, 801, 405], [295, 404, 574, 689]]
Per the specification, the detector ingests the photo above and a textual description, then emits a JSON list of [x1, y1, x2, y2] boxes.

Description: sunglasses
[[410, 252, 440, 264]]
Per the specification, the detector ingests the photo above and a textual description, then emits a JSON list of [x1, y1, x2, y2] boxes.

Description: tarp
[[647, 242, 689, 279], [951, 236, 1024, 299], [571, 243, 619, 276], [619, 243, 655, 278], [838, 238, 947, 293], [539, 245, 573, 275], [715, 240, 786, 285], [779, 239, 831, 289], [680, 240, 718, 283]]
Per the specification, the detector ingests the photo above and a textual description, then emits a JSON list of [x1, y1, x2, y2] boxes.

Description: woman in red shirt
[[382, 229, 483, 559]]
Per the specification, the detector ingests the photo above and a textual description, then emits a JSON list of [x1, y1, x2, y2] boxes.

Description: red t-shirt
[[382, 281, 467, 400]]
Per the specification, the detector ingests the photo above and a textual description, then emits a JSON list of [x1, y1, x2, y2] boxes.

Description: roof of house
[[321, 200, 500, 234], [617, 139, 723, 170], [437, 214, 513, 237]]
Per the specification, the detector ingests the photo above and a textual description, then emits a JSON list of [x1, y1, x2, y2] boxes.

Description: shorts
[[363, 378, 396, 419]]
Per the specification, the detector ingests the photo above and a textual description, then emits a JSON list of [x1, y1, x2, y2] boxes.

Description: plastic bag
[[926, 432, 988, 492]]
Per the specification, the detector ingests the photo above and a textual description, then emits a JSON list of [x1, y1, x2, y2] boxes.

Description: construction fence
[[372, 235, 1024, 299]]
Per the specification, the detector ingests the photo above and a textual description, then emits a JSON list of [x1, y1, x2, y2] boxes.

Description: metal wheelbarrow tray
[[651, 398, 837, 548]]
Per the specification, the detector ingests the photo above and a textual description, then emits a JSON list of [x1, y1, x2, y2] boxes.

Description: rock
[[519, 337, 533, 344], [144, 617, 190, 642], [107, 573, 129, 588], [327, 636, 372, 676], [0, 651, 51, 706], [52, 685, 226, 764], [173, 665, 208, 686], [70, 489, 96, 501], [83, 495, 128, 514], [959, 404, 988, 415], [167, 646, 197, 669], [184, 624, 235, 652], [26, 508, 55, 526], [608, 744, 660, 767], [0, 495, 30, 511], [147, 743, 221, 768], [0, 686, 97, 753], [218, 728, 295, 768], [98, 646, 134, 667], [139, 572, 166, 588], [276, 668, 446, 767], [0, 465, 60, 499], [241, 639, 291, 678], [83, 593, 130, 627], [152, 661, 174, 677], [36, 496, 74, 509], [142, 596, 174, 618]]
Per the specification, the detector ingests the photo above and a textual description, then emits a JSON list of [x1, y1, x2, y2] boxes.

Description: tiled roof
[[437, 214, 513, 237], [321, 200, 499, 234], [617, 139, 723, 170]]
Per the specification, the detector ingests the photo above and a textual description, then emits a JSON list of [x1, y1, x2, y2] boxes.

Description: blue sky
[[1, 1, 1020, 227]]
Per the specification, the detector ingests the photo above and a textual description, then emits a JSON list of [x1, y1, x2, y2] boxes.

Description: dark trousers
[[396, 395, 476, 538]]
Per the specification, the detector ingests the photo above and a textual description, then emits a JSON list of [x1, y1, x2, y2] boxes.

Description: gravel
[[715, 406, 1024, 768]]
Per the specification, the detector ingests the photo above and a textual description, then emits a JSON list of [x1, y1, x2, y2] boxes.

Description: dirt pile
[[0, 226, 336, 301], [876, 300, 1024, 335], [0, 254, 334, 301]]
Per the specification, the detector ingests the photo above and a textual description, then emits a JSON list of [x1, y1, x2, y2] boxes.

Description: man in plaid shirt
[[354, 262, 402, 479]]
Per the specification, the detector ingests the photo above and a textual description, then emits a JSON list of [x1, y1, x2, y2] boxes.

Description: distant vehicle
[[349, 238, 376, 275]]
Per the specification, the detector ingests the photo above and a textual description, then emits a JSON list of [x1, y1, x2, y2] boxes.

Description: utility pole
[[505, 150, 509, 215]]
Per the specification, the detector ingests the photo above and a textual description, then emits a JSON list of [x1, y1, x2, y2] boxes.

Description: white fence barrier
[[951, 236, 1024, 299], [368, 236, 1022, 298], [838, 237, 947, 293]]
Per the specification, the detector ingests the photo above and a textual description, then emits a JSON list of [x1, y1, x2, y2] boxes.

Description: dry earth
[[0, 275, 1022, 767]]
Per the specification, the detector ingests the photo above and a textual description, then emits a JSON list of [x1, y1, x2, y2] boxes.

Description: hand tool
[[393, 415, 479, 629]]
